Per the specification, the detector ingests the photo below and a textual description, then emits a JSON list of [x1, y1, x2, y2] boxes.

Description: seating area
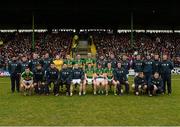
[[93, 32, 180, 65]]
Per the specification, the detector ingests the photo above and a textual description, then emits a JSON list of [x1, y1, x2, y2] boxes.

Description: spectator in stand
[[0, 32, 72, 70]]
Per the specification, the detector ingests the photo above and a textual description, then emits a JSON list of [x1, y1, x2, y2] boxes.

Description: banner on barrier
[[0, 70, 10, 77], [171, 68, 180, 74], [128, 68, 180, 76]]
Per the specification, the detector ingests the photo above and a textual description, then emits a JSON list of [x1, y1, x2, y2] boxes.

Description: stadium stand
[[93, 32, 180, 63], [1, 30, 179, 95], [0, 31, 180, 71], [0, 32, 73, 70]]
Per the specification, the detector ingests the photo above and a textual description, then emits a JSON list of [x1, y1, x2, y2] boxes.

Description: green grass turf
[[0, 75, 180, 126]]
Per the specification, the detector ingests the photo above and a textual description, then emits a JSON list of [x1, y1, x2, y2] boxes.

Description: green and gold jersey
[[73, 59, 84, 68], [21, 71, 33, 81], [85, 68, 94, 78], [95, 68, 104, 78], [104, 68, 114, 79], [84, 58, 96, 68], [64, 59, 73, 68]]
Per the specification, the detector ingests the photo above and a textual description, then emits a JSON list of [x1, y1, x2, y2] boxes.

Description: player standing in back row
[[160, 54, 174, 95], [132, 54, 144, 76], [8, 56, 21, 93]]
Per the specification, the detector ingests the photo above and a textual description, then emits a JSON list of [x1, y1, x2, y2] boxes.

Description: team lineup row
[[8, 53, 174, 96]]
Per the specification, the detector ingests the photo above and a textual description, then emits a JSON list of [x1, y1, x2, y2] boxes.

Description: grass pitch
[[0, 75, 180, 126]]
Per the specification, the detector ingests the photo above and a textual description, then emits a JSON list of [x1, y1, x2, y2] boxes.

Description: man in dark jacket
[[133, 72, 147, 96], [59, 64, 72, 96], [149, 72, 163, 96], [160, 54, 174, 95], [113, 62, 129, 96], [33, 64, 45, 94], [70, 64, 84, 96], [45, 63, 59, 96], [8, 56, 21, 93]]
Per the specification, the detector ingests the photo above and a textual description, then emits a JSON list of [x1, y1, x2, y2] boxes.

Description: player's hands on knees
[[116, 81, 119, 84], [24, 85, 28, 89], [27, 85, 30, 89], [143, 85, 147, 90], [153, 85, 158, 91], [20, 84, 24, 88]]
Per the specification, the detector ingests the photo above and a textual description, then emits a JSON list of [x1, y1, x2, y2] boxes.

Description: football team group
[[8, 52, 174, 97]]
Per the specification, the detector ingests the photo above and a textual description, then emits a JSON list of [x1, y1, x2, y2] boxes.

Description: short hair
[[25, 67, 30, 70]]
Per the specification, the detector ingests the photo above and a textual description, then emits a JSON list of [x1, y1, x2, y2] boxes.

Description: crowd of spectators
[[0, 31, 180, 70], [93, 32, 180, 67], [0, 32, 73, 70]]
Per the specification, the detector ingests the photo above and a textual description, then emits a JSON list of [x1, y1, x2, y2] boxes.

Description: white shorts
[[23, 80, 33, 85], [72, 79, 81, 84], [96, 78, 104, 83], [87, 78, 93, 84]]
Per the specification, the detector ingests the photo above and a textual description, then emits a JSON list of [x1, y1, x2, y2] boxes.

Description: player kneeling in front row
[[59, 64, 72, 96], [84, 63, 95, 95], [113, 62, 129, 96], [33, 64, 45, 95], [94, 64, 106, 95], [20, 67, 34, 96], [70, 64, 84, 96], [104, 63, 117, 96], [149, 72, 163, 96], [133, 72, 148, 96], [45, 63, 59, 96]]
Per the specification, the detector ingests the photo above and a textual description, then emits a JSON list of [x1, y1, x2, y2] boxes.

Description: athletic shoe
[[83, 92, 86, 95], [168, 93, 171, 95], [79, 92, 81, 96], [55, 94, 59, 96], [70, 93, 73, 96], [121, 89, 124, 93]]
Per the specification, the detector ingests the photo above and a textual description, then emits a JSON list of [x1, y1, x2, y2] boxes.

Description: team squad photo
[[7, 52, 174, 97], [0, 0, 180, 126]]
